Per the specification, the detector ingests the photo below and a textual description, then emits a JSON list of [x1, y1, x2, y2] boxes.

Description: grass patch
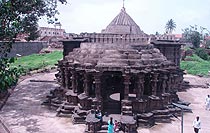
[[11, 51, 62, 73], [11, 50, 209, 76], [181, 54, 210, 76]]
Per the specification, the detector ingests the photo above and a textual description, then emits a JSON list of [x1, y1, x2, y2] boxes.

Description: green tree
[[165, 19, 176, 34], [182, 25, 202, 48], [206, 39, 210, 48], [155, 31, 160, 36], [195, 48, 209, 60], [0, 0, 66, 92]]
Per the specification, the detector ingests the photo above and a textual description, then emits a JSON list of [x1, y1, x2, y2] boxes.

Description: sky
[[39, 0, 210, 34]]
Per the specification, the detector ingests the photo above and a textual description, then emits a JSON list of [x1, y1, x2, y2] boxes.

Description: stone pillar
[[136, 74, 145, 99], [151, 73, 158, 96], [123, 74, 130, 100], [162, 74, 168, 93], [84, 72, 90, 96], [177, 69, 184, 90], [64, 67, 70, 89], [72, 71, 77, 93], [94, 72, 102, 100], [170, 73, 176, 91], [167, 73, 173, 92], [60, 66, 65, 87]]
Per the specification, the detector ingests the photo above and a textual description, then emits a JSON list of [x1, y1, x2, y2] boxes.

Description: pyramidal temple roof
[[102, 7, 144, 35]]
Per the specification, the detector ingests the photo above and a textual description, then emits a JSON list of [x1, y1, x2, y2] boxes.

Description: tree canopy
[[182, 25, 202, 48], [165, 19, 176, 34], [0, 0, 66, 43], [0, 0, 66, 91]]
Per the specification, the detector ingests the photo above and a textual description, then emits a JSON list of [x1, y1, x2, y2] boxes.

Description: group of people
[[95, 95, 210, 133], [108, 117, 121, 133], [94, 108, 121, 133]]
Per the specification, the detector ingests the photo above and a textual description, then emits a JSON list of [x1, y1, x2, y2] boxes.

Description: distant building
[[38, 23, 66, 48], [38, 27, 65, 38]]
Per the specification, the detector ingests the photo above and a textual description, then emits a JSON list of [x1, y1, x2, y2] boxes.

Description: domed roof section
[[102, 8, 144, 35], [63, 43, 174, 71]]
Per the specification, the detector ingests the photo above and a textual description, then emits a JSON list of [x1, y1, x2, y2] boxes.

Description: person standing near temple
[[114, 120, 119, 132], [108, 117, 114, 133], [193, 116, 201, 133], [205, 95, 210, 110]]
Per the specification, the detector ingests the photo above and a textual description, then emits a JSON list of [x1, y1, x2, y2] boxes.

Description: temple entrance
[[102, 72, 124, 114]]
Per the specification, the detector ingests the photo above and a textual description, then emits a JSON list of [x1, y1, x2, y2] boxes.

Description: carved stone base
[[72, 107, 89, 124], [85, 113, 101, 133], [78, 93, 92, 110], [162, 93, 171, 106], [132, 99, 147, 113], [65, 90, 78, 105], [148, 95, 163, 111]]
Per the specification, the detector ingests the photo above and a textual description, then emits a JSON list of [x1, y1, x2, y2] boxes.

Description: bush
[[195, 48, 209, 60], [0, 57, 24, 92], [206, 40, 210, 48], [181, 54, 210, 76]]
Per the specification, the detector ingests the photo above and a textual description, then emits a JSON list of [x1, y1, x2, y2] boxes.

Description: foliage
[[0, 0, 66, 91], [181, 54, 210, 76], [205, 39, 210, 48], [195, 48, 209, 60], [165, 19, 176, 34], [0, 57, 24, 91], [182, 25, 202, 48], [11, 51, 62, 73], [155, 32, 160, 35], [183, 46, 192, 51]]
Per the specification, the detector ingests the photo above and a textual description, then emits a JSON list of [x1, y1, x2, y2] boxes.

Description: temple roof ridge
[[102, 7, 144, 35]]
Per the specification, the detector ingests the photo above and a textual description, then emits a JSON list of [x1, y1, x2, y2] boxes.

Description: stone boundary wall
[[0, 42, 47, 57]]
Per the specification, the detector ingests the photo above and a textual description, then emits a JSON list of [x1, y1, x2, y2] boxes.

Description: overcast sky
[[39, 0, 210, 34]]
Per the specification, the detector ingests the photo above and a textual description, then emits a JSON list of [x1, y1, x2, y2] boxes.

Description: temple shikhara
[[44, 5, 184, 133]]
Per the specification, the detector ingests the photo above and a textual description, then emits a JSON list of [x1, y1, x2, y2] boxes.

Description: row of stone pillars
[[59, 65, 183, 102]]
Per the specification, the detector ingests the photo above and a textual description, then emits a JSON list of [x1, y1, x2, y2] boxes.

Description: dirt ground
[[138, 75, 210, 133], [0, 73, 210, 133]]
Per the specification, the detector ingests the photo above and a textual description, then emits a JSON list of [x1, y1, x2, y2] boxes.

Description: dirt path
[[0, 72, 85, 133], [138, 75, 210, 133], [0, 73, 210, 133]]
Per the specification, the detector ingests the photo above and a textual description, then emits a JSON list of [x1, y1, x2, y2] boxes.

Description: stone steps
[[137, 113, 155, 127], [50, 98, 63, 108], [122, 105, 132, 111], [154, 114, 172, 123], [72, 113, 86, 124], [121, 100, 133, 116], [101, 125, 108, 130], [97, 129, 108, 133], [122, 110, 133, 115], [56, 102, 77, 116], [56, 108, 73, 114], [97, 130, 124, 133]]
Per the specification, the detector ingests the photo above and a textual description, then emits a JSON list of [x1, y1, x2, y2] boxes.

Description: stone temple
[[45, 7, 184, 133]]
